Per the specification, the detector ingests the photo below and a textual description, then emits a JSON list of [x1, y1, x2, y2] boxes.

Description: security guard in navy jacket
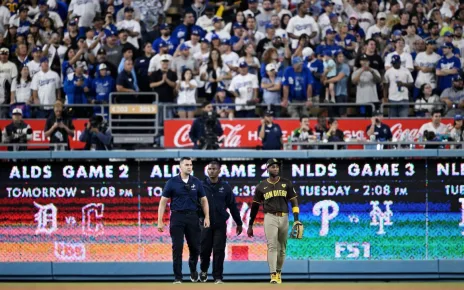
[[158, 157, 210, 284], [199, 160, 243, 284]]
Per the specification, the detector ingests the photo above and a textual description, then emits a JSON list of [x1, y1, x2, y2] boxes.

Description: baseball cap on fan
[[12, 108, 23, 115], [266, 158, 280, 168], [391, 54, 401, 64]]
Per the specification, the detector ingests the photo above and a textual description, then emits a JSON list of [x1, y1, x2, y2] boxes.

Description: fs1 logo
[[335, 242, 371, 259], [370, 201, 393, 235]]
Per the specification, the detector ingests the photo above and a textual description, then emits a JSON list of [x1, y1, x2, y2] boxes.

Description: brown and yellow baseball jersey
[[253, 177, 297, 214]]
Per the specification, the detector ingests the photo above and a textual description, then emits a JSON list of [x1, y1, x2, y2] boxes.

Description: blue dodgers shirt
[[162, 175, 206, 211], [306, 59, 323, 97], [282, 66, 314, 102], [437, 56, 461, 92]]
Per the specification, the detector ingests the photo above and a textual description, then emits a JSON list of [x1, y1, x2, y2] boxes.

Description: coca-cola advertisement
[[0, 119, 87, 150], [164, 118, 455, 148]]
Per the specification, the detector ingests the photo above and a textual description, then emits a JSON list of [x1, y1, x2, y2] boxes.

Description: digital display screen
[[0, 159, 462, 262]]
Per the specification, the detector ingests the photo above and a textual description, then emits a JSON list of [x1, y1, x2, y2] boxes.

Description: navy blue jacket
[[202, 178, 242, 226], [162, 175, 206, 211]]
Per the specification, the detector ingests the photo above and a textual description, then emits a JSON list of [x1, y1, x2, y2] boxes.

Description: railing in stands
[[380, 102, 446, 114], [108, 92, 159, 144]]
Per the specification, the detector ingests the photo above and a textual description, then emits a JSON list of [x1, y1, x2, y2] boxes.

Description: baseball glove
[[290, 221, 304, 239]]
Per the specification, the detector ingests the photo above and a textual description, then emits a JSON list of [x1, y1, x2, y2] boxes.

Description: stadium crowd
[[0, 0, 464, 149], [0, 0, 463, 118]]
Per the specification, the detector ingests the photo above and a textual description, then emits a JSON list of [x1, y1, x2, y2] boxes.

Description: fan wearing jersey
[[247, 159, 300, 285], [31, 57, 62, 118]]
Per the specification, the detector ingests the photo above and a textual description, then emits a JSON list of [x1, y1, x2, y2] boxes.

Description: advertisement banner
[[0, 119, 88, 150], [0, 159, 462, 262], [164, 118, 455, 148]]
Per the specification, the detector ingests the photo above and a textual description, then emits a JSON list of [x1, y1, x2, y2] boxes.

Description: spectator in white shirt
[[414, 39, 441, 92], [116, 0, 142, 22], [286, 3, 318, 49], [31, 57, 62, 117], [385, 38, 414, 71], [0, 4, 10, 35], [176, 68, 197, 119], [34, 1, 63, 31], [148, 43, 173, 74], [273, 0, 291, 20], [383, 55, 413, 117], [317, 1, 335, 33], [419, 109, 450, 136], [221, 39, 239, 74], [68, 0, 101, 28], [11, 65, 32, 104], [205, 16, 230, 41], [366, 12, 389, 40], [196, 6, 215, 32], [228, 61, 259, 117], [414, 84, 441, 117], [116, 7, 141, 49], [0, 47, 18, 84], [26, 46, 42, 77], [243, 0, 261, 19]]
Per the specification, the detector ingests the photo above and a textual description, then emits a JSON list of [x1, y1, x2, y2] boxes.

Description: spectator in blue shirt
[[436, 42, 461, 94], [258, 109, 283, 150], [157, 157, 210, 284], [315, 28, 342, 56], [91, 63, 115, 117], [172, 11, 205, 44], [63, 61, 91, 104], [152, 24, 178, 55], [303, 48, 323, 103], [282, 56, 314, 118], [436, 32, 460, 57]]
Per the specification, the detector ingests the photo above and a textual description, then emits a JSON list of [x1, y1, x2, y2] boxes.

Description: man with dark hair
[[189, 102, 224, 149], [199, 160, 243, 284], [158, 157, 210, 284]]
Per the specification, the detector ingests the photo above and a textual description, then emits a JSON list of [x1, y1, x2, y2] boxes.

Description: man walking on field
[[247, 159, 301, 284]]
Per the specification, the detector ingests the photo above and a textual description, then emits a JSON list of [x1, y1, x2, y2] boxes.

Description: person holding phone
[[365, 110, 392, 142]]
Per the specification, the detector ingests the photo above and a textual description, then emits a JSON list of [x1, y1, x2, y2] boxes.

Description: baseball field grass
[[1, 282, 464, 290]]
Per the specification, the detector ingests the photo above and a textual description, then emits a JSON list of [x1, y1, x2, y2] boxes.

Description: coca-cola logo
[[173, 124, 246, 148], [390, 123, 419, 141]]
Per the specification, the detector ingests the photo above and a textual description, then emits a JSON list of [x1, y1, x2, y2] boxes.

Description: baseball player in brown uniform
[[247, 158, 300, 284]]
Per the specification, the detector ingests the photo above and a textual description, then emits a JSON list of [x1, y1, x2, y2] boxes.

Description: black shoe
[[173, 279, 182, 284], [190, 271, 199, 282], [199, 271, 208, 282]]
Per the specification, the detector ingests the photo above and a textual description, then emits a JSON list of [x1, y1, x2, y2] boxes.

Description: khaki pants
[[264, 213, 289, 273]]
